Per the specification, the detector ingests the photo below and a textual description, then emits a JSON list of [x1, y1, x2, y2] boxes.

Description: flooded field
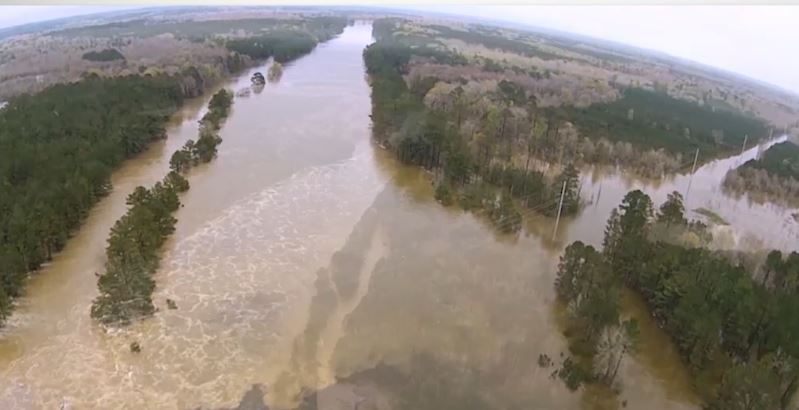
[[0, 22, 795, 410]]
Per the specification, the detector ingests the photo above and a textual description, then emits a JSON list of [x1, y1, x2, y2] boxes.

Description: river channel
[[0, 22, 795, 410]]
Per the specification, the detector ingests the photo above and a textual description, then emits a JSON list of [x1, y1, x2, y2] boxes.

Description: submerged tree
[[490, 191, 522, 234], [268, 62, 283, 82], [707, 358, 781, 410], [594, 319, 639, 386], [657, 191, 687, 227], [605, 190, 653, 283], [547, 163, 580, 216], [556, 241, 620, 350]]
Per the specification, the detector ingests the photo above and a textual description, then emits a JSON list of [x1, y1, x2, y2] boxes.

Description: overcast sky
[[1, 5, 798, 94], [0, 6, 137, 29], [408, 5, 799, 94]]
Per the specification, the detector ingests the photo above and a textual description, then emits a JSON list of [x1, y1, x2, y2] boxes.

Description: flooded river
[[0, 22, 796, 410]]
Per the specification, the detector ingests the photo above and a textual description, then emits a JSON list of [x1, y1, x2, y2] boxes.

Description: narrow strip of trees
[[91, 89, 233, 325], [169, 89, 233, 172]]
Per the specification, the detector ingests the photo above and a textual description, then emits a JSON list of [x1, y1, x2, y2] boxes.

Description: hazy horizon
[[2, 5, 798, 95]]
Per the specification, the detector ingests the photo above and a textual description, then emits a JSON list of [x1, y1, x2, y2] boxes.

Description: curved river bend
[[0, 23, 795, 410]]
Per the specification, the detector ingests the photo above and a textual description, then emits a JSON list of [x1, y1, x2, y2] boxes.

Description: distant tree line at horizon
[[225, 17, 347, 64], [554, 87, 770, 159], [226, 31, 318, 63], [51, 16, 348, 44], [81, 48, 125, 62]]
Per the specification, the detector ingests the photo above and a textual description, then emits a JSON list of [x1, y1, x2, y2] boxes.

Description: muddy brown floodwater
[[0, 22, 796, 410]]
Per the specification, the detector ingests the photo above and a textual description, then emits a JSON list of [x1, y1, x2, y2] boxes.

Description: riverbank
[[0, 21, 796, 410], [0, 23, 379, 409], [0, 75, 185, 325], [0, 23, 347, 327]]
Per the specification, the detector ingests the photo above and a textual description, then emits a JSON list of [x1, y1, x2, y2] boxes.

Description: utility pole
[[552, 180, 567, 241], [738, 134, 749, 167], [685, 148, 699, 204], [596, 183, 603, 208], [741, 134, 748, 156]]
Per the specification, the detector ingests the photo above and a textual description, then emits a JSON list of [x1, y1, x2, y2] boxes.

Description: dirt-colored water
[[0, 22, 795, 410]]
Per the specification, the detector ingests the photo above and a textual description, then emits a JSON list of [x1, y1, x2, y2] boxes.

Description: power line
[[488, 194, 563, 233], [552, 180, 567, 241]]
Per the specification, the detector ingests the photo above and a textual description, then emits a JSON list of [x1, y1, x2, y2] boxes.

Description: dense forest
[[91, 89, 233, 325], [364, 23, 581, 234], [421, 22, 563, 61], [81, 48, 125, 62], [555, 189, 799, 409], [555, 87, 769, 158], [226, 31, 318, 63], [302, 16, 349, 42], [0, 75, 184, 325], [226, 16, 347, 63], [53, 16, 348, 43], [724, 141, 799, 207], [370, 19, 772, 178], [741, 141, 799, 180]]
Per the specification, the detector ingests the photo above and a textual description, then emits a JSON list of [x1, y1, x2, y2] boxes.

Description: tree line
[[0, 25, 329, 326], [555, 87, 769, 159], [169, 88, 234, 172], [91, 89, 233, 325], [81, 48, 125, 62], [373, 19, 773, 179], [724, 141, 799, 207], [555, 188, 799, 409], [740, 141, 799, 184], [224, 17, 347, 63], [364, 24, 581, 234], [0, 75, 184, 325], [226, 30, 317, 63]]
